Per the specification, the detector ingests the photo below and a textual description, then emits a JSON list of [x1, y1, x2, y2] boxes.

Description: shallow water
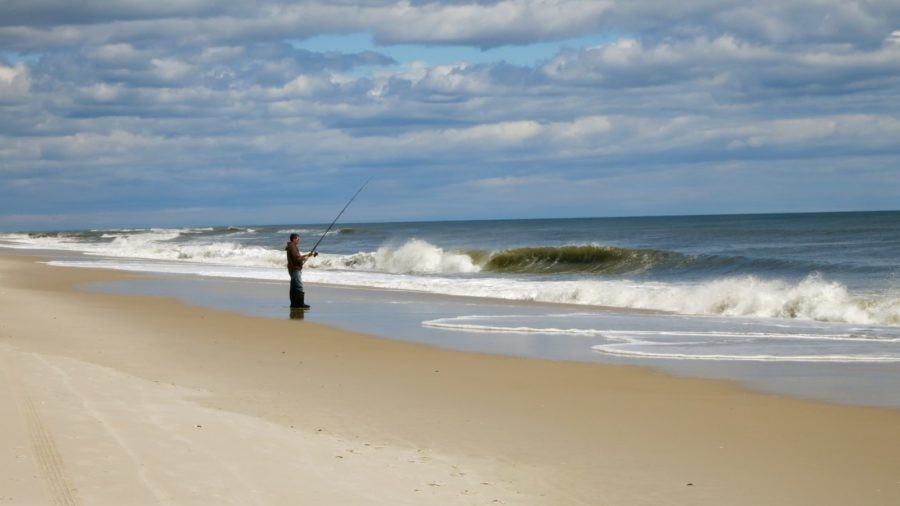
[[85, 275, 900, 410]]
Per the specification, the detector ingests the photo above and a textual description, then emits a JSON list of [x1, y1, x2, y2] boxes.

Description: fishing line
[[310, 177, 372, 253]]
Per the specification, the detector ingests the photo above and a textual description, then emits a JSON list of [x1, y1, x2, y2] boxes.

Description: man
[[285, 233, 317, 309]]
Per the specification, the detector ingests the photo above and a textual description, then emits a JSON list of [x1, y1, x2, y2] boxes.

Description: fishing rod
[[310, 177, 372, 254]]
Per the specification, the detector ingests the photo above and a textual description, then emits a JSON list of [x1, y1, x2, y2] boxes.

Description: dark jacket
[[286, 241, 304, 271]]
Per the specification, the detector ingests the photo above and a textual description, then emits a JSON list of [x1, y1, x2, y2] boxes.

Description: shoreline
[[2, 250, 900, 504], [73, 262, 900, 410]]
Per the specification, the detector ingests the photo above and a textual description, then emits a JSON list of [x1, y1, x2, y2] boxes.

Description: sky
[[1, 0, 899, 230]]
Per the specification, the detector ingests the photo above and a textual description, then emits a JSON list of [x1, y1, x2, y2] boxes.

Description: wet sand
[[1, 251, 899, 505]]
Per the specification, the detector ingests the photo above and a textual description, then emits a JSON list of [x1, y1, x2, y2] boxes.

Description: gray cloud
[[0, 1, 612, 50], [3, 1, 899, 50], [2, 1, 900, 228]]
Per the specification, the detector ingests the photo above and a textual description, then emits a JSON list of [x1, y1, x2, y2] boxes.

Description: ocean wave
[[343, 241, 850, 278], [479, 244, 864, 277], [372, 239, 479, 274], [225, 226, 256, 233], [309, 239, 479, 274], [105, 230, 183, 243], [526, 274, 900, 326], [482, 245, 679, 274], [311, 241, 681, 276], [101, 227, 214, 235], [87, 240, 285, 268], [1, 231, 286, 268]]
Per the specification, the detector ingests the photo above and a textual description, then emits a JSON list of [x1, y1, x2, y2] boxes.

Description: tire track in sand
[[31, 354, 171, 504], [1, 350, 82, 506]]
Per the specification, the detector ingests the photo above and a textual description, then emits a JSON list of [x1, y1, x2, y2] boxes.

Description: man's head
[[290, 233, 300, 243]]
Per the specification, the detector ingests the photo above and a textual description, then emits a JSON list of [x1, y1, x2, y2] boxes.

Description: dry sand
[[1, 251, 898, 505]]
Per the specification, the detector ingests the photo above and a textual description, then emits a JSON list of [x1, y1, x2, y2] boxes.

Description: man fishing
[[286, 233, 317, 309], [286, 177, 371, 311]]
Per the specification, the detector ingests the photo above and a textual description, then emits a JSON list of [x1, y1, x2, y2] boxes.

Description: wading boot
[[299, 291, 311, 310]]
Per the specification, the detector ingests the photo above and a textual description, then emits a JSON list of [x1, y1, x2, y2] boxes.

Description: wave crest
[[484, 245, 678, 274], [309, 239, 479, 274], [376, 239, 479, 274], [533, 274, 900, 326]]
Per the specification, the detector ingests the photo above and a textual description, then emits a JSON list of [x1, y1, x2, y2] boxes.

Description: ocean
[[2, 211, 899, 367]]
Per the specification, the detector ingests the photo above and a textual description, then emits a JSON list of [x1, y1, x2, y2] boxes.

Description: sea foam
[[307, 239, 479, 274], [422, 314, 900, 363]]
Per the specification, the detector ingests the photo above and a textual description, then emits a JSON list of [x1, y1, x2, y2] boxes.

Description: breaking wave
[[311, 239, 479, 274], [310, 242, 681, 276], [528, 274, 900, 326], [482, 245, 679, 274]]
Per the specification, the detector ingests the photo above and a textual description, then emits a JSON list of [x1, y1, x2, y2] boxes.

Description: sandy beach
[[1, 251, 899, 505]]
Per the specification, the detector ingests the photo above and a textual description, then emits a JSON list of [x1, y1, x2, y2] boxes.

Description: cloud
[[3, 1, 900, 53], [0, 1, 614, 50], [0, 0, 230, 28], [369, 0, 613, 47], [2, 1, 900, 228], [469, 174, 551, 188], [600, 1, 900, 48], [542, 34, 900, 94], [0, 61, 31, 101]]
